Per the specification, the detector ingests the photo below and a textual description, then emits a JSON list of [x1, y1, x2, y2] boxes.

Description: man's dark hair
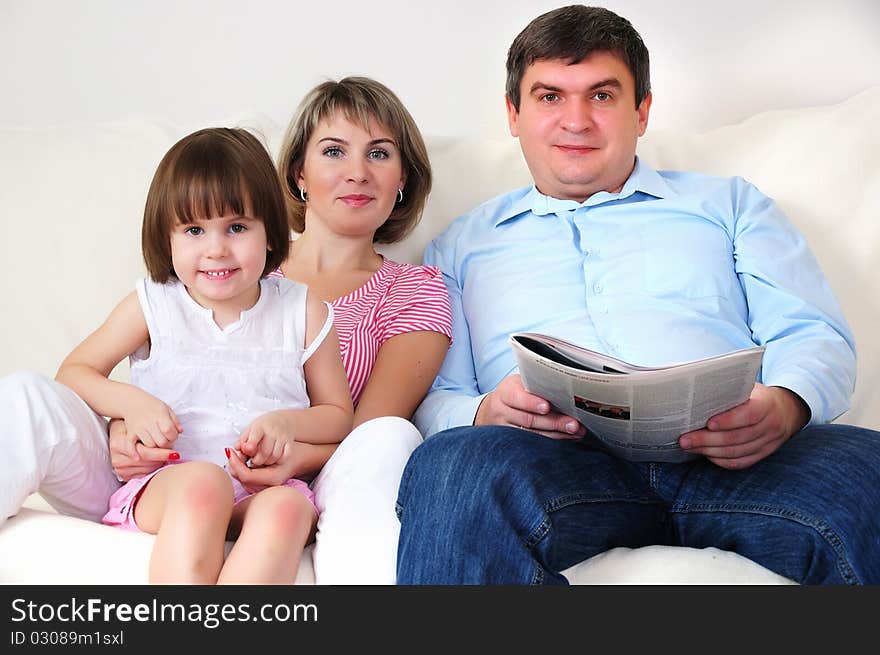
[[506, 5, 650, 111]]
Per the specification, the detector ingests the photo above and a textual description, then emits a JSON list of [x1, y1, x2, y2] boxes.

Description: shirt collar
[[493, 157, 676, 227]]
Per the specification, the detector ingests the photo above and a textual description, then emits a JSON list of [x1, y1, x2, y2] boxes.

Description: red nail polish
[[167, 451, 180, 461], [224, 448, 231, 459]]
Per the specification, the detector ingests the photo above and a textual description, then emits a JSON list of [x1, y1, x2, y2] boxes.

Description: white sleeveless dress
[[102, 276, 332, 530]]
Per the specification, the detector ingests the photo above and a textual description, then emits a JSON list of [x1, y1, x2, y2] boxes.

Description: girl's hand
[[226, 446, 297, 494], [235, 410, 295, 467], [123, 396, 182, 449], [108, 418, 179, 481]]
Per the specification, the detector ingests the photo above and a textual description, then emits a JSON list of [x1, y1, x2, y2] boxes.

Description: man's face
[[507, 52, 652, 201]]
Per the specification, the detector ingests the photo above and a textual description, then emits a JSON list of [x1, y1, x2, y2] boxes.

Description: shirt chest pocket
[[641, 223, 738, 299]]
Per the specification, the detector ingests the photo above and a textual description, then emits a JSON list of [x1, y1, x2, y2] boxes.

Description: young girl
[[54, 127, 353, 584]]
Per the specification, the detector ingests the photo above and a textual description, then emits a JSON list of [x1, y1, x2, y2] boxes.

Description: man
[[396, 5, 880, 584]]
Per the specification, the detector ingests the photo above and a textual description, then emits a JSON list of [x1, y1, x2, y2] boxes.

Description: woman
[[268, 76, 453, 582], [2, 77, 452, 584]]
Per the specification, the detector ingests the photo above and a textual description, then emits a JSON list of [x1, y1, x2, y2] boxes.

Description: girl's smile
[[170, 213, 268, 327]]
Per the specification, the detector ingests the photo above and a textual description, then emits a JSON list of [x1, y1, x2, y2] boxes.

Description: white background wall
[[2, 0, 878, 136]]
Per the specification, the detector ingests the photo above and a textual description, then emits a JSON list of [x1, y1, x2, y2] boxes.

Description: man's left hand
[[678, 383, 810, 469]]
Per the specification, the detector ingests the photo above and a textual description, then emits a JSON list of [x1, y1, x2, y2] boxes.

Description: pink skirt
[[102, 460, 317, 533]]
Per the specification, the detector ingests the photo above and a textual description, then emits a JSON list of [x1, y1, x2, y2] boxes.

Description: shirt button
[[594, 283, 603, 293]]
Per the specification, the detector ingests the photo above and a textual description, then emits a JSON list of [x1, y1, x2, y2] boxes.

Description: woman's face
[[297, 113, 406, 239]]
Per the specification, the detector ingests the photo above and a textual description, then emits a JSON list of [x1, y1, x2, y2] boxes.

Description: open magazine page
[[509, 333, 765, 463]]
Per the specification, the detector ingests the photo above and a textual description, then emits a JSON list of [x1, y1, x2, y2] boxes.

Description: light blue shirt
[[414, 158, 855, 437]]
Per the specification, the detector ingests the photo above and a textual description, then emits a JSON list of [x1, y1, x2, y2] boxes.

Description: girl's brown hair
[[142, 127, 289, 283]]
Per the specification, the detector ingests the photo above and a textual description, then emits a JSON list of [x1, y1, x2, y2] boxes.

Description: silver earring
[[397, 188, 403, 204], [299, 187, 308, 202]]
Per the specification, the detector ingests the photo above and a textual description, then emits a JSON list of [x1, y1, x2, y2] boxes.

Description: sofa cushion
[[0, 505, 315, 584]]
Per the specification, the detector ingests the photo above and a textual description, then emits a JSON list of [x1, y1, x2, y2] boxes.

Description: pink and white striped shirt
[[271, 257, 452, 406]]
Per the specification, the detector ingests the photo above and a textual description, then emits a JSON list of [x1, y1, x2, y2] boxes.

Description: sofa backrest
[[1, 87, 876, 428]]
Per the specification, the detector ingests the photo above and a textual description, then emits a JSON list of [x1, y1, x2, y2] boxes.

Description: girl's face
[[169, 211, 268, 319], [297, 113, 406, 239]]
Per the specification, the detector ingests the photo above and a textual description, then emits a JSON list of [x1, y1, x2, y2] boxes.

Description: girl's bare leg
[[219, 486, 316, 584], [135, 462, 234, 584]]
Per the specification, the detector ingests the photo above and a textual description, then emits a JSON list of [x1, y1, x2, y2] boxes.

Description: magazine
[[509, 332, 765, 462]]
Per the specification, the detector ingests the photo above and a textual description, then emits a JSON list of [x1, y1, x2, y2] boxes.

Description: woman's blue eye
[[368, 149, 390, 160], [323, 146, 343, 157]]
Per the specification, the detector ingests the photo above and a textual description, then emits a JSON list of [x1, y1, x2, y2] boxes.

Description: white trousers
[[311, 416, 422, 584], [1, 372, 421, 584], [0, 372, 119, 526]]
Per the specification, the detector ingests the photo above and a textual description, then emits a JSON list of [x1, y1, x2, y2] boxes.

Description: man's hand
[[475, 373, 586, 440], [679, 383, 810, 469], [108, 418, 179, 481]]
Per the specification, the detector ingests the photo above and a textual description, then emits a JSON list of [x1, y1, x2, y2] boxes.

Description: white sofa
[[1, 86, 877, 584]]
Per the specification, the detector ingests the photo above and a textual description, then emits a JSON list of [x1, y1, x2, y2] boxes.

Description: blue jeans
[[395, 424, 880, 584]]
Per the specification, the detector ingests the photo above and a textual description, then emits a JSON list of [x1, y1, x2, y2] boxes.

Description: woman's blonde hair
[[277, 77, 432, 244], [142, 128, 289, 283]]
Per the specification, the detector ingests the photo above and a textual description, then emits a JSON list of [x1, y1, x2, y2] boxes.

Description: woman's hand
[[108, 418, 179, 481]]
